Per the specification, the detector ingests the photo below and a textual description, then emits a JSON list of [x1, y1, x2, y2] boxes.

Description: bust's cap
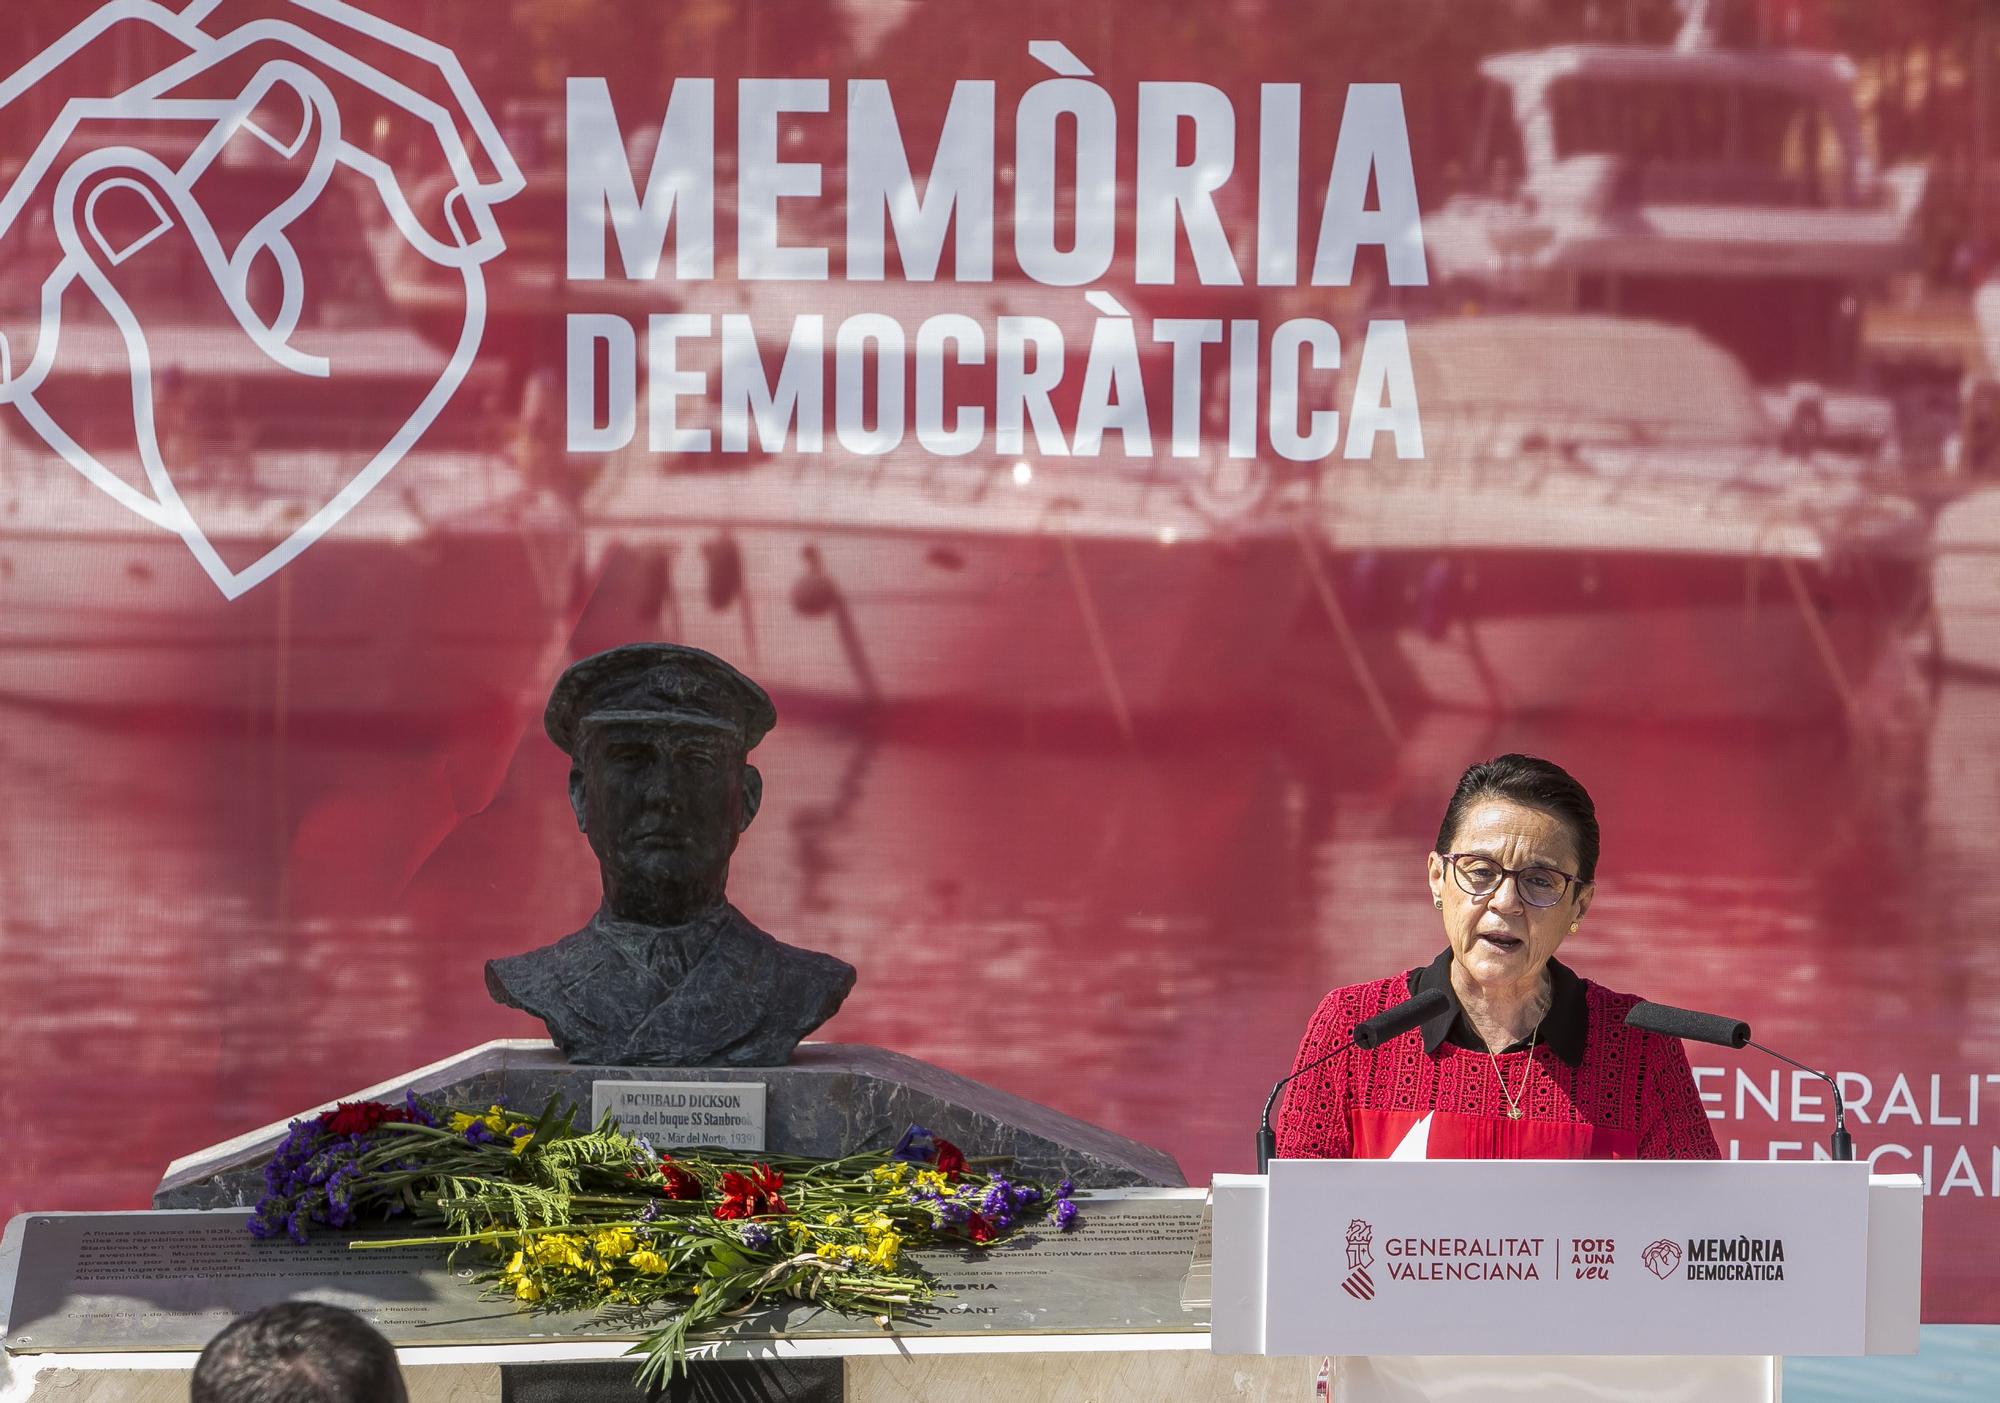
[[546, 643, 776, 757]]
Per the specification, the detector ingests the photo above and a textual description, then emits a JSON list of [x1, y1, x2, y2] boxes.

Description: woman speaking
[[1276, 754, 1718, 1160]]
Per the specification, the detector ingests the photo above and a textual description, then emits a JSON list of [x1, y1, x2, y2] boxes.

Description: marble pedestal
[[153, 1039, 1183, 1210], [7, 1338, 1316, 1402]]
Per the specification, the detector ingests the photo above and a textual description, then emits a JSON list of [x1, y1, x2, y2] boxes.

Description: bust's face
[[572, 718, 757, 920]]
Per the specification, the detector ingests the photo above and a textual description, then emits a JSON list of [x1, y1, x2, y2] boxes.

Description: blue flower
[[739, 1224, 775, 1250], [401, 1091, 439, 1128], [891, 1125, 935, 1163], [1053, 1199, 1080, 1232]]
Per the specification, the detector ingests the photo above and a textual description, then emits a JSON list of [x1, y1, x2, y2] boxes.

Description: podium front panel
[[1263, 1160, 1871, 1356]]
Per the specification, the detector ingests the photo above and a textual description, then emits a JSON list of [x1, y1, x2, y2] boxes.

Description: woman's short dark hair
[[1434, 754, 1600, 882], [191, 1301, 407, 1403]]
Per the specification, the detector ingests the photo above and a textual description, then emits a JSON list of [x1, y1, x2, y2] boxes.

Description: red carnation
[[658, 1159, 702, 1201], [317, 1101, 414, 1138], [966, 1212, 998, 1244], [713, 1164, 789, 1220], [932, 1139, 967, 1180]]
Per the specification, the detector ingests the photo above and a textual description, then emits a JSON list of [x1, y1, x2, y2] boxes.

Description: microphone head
[[1624, 1000, 1751, 1049], [1352, 987, 1450, 1050]]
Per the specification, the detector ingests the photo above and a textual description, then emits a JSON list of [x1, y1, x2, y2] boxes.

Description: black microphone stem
[[1746, 1038, 1854, 1162], [1257, 1042, 1346, 1174], [1256, 989, 1449, 1173]]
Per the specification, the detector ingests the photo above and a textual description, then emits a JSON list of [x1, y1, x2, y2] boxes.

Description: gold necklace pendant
[[1489, 1025, 1539, 1123]]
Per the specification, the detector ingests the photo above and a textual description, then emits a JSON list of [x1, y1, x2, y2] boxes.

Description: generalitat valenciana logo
[[0, 0, 521, 599], [1341, 1218, 1376, 1300]]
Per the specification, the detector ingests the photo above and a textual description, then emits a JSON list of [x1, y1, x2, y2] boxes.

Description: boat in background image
[[1302, 315, 1932, 725], [582, 446, 1310, 730], [1421, 1, 1926, 404]]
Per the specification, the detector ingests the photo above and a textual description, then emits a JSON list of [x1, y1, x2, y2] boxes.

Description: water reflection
[[0, 675, 1992, 1190]]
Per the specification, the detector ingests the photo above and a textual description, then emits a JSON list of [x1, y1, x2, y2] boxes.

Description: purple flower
[[250, 1113, 384, 1245], [891, 1125, 935, 1163], [463, 1120, 501, 1147], [401, 1091, 439, 1128], [739, 1224, 775, 1250], [1057, 1178, 1075, 1199], [1053, 1199, 1080, 1232]]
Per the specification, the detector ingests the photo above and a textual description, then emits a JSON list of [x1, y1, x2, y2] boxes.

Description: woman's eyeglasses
[[1443, 853, 1582, 908]]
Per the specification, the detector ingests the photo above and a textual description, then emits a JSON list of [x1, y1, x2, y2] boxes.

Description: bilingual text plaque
[[5, 1193, 1204, 1353], [591, 1080, 767, 1152]]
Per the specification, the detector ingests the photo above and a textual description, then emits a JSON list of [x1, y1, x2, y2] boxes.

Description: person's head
[[190, 1301, 406, 1403], [545, 644, 775, 925], [1425, 754, 1598, 992]]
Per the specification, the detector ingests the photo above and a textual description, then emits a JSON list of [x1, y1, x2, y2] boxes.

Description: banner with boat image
[[0, 0, 1997, 1325]]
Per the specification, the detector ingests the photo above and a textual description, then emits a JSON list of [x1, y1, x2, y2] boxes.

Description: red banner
[[0, 0, 1994, 1322]]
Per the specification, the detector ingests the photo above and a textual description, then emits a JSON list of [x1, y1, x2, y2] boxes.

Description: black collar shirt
[[1405, 948, 1589, 1067]]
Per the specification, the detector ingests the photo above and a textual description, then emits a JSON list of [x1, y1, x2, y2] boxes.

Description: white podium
[[1210, 1161, 1923, 1403]]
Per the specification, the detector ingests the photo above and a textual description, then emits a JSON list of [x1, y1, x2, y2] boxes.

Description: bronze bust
[[485, 644, 856, 1065]]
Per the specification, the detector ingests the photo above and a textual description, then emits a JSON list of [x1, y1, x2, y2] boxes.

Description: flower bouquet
[[249, 1095, 1080, 1384]]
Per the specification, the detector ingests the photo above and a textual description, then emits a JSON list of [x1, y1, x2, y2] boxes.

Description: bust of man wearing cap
[[485, 644, 856, 1066]]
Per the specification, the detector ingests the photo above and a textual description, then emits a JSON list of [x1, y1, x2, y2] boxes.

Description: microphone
[[1624, 1001, 1854, 1161], [1257, 988, 1449, 1172], [1623, 1001, 1749, 1049]]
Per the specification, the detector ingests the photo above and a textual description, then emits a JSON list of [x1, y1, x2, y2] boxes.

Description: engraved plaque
[[591, 1080, 768, 1152], [5, 1193, 1205, 1353]]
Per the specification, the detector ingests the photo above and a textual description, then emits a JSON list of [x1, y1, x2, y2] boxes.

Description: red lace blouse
[[1275, 968, 1721, 1161]]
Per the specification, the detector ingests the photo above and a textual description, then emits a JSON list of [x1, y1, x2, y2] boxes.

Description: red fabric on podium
[[1275, 971, 1719, 1161]]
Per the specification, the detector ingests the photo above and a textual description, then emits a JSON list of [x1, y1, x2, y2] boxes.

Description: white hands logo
[[0, 0, 522, 598]]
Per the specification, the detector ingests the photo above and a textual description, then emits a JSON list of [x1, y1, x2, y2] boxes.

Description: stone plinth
[[153, 1040, 1183, 1210], [7, 1349, 1318, 1402]]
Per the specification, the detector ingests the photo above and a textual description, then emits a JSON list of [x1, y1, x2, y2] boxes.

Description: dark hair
[[191, 1302, 407, 1403], [1434, 754, 1599, 882]]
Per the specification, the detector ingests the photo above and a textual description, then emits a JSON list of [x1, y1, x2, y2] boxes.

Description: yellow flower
[[871, 1163, 910, 1186], [815, 1243, 843, 1261], [449, 1106, 534, 1149], [504, 1250, 527, 1277], [913, 1170, 948, 1195], [514, 1277, 542, 1303], [530, 1234, 586, 1270], [821, 1212, 843, 1227], [593, 1228, 636, 1260], [629, 1250, 670, 1275], [867, 1231, 903, 1271]]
